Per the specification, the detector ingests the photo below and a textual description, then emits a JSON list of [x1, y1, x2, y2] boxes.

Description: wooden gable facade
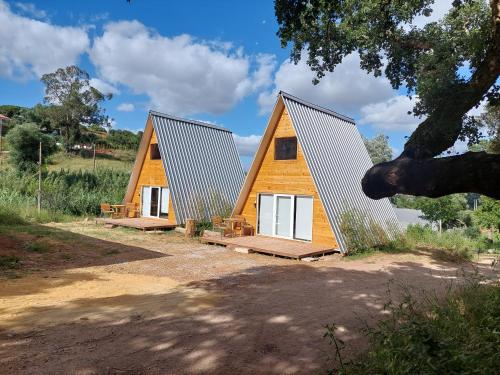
[[233, 98, 338, 248], [124, 117, 176, 223]]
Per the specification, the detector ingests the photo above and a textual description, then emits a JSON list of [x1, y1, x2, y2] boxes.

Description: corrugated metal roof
[[151, 111, 245, 224], [281, 91, 400, 252]]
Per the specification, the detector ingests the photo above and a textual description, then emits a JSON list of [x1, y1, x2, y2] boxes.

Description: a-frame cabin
[[232, 92, 399, 253], [124, 111, 245, 225]]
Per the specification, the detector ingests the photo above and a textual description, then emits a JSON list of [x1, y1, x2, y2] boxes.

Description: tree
[[41, 66, 112, 150], [5, 124, 57, 172], [477, 102, 500, 153], [363, 134, 393, 164], [416, 194, 467, 230], [474, 196, 500, 232], [275, 0, 500, 199]]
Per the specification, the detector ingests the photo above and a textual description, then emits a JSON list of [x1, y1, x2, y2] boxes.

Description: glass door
[[142, 186, 151, 217], [274, 195, 293, 238], [150, 187, 160, 217], [257, 194, 273, 235], [294, 196, 313, 241]]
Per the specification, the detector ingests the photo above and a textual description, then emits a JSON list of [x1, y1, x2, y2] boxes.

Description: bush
[[340, 209, 393, 255], [331, 278, 500, 374], [5, 123, 57, 172]]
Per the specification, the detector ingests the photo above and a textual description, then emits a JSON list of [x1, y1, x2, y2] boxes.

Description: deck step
[[233, 247, 253, 254]]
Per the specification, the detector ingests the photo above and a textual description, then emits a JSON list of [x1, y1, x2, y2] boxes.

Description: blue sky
[[0, 0, 471, 167]]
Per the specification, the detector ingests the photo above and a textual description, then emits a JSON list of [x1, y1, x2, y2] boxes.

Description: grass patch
[[326, 276, 500, 374], [23, 241, 50, 253], [0, 255, 21, 270], [47, 150, 135, 172]]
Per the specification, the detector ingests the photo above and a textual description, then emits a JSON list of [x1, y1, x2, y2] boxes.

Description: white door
[[274, 195, 293, 238], [142, 186, 151, 217], [257, 194, 273, 235], [160, 187, 169, 216], [294, 196, 313, 241]]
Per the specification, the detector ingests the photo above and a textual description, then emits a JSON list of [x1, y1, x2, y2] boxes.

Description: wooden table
[[110, 204, 126, 218], [223, 217, 245, 237]]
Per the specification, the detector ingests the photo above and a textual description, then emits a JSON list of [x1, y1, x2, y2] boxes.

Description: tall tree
[[363, 134, 393, 164], [275, 0, 500, 199], [41, 66, 112, 150]]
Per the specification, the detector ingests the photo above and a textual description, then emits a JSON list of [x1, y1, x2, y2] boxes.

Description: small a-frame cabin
[[232, 92, 399, 253], [124, 111, 245, 225]]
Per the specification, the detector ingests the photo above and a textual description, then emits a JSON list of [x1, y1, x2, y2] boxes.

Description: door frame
[[256, 193, 313, 241], [141, 185, 166, 218]]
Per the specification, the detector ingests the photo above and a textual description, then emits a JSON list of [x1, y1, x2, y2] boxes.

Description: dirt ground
[[0, 222, 497, 374]]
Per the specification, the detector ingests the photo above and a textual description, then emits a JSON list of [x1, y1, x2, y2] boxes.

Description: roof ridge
[[279, 91, 355, 124], [149, 110, 232, 133]]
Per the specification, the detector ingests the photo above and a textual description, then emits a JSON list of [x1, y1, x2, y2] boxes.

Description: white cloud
[[258, 53, 394, 116], [90, 20, 270, 115], [117, 102, 135, 112], [359, 95, 422, 132], [233, 134, 261, 157], [0, 1, 88, 80], [89, 78, 119, 95], [14, 2, 47, 19]]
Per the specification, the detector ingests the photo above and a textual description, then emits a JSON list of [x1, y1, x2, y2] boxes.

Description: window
[[274, 137, 297, 160], [150, 144, 161, 160]]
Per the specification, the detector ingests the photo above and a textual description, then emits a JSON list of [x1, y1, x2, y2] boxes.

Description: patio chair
[[100, 203, 115, 218], [211, 215, 227, 238], [232, 216, 246, 237], [241, 223, 254, 236], [126, 203, 138, 218]]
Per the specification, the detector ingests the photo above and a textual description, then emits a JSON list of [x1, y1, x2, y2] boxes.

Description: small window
[[150, 144, 161, 160], [274, 137, 297, 160]]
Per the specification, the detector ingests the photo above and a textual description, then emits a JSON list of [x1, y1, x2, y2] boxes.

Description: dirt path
[[0, 222, 496, 374]]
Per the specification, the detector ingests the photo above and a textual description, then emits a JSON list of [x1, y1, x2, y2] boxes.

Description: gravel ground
[[0, 221, 496, 374]]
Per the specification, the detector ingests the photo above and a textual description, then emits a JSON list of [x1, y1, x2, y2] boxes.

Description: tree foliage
[[275, 0, 500, 199], [417, 194, 467, 228], [474, 196, 500, 229], [5, 124, 57, 172], [41, 66, 112, 149], [363, 134, 393, 164]]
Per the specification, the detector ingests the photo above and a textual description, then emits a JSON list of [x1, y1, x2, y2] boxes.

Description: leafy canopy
[[41, 66, 112, 148]]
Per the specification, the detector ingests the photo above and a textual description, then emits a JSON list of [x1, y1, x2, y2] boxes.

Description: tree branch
[[362, 152, 500, 199], [402, 0, 500, 159]]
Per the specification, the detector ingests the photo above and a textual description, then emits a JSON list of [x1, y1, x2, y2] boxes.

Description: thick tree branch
[[402, 0, 500, 159], [362, 152, 500, 199]]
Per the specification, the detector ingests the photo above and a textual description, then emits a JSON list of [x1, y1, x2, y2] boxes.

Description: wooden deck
[[201, 232, 337, 260], [102, 217, 176, 231]]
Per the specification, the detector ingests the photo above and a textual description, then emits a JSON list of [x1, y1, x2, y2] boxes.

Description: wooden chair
[[232, 216, 246, 237], [100, 203, 115, 218], [241, 223, 254, 236], [126, 203, 138, 218], [211, 215, 227, 237]]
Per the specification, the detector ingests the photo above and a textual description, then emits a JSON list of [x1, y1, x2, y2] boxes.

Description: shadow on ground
[[0, 257, 494, 375]]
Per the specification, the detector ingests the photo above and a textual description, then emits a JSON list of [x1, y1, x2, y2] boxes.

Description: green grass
[[23, 241, 50, 253], [327, 277, 500, 374], [47, 150, 135, 172], [0, 255, 21, 270]]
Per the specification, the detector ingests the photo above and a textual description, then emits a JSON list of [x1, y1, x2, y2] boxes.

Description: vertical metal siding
[[151, 113, 245, 224], [283, 95, 400, 253]]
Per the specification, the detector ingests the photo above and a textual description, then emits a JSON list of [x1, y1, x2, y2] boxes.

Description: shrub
[[331, 278, 500, 374], [5, 123, 57, 172], [0, 255, 21, 270], [340, 209, 392, 255]]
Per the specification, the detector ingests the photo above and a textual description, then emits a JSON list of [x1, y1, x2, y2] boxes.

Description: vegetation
[[5, 123, 57, 172], [0, 168, 129, 221], [340, 206, 498, 261], [275, 0, 500, 199], [363, 134, 392, 165], [326, 277, 500, 375]]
